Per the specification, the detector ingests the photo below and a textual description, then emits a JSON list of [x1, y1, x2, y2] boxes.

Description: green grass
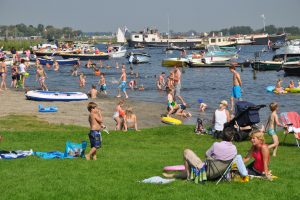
[[0, 115, 299, 200]]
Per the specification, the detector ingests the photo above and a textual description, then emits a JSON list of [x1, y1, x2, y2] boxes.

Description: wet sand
[[0, 90, 166, 129]]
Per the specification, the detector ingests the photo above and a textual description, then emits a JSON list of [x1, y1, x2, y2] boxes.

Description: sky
[[1, 0, 300, 33]]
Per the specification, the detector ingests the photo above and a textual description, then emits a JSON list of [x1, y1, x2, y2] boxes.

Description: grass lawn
[[0, 115, 299, 200]]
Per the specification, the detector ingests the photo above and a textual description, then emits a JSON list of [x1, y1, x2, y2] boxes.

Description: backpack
[[194, 117, 206, 134]]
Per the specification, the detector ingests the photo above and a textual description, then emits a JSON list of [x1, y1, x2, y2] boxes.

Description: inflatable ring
[[163, 165, 185, 171], [161, 117, 182, 125]]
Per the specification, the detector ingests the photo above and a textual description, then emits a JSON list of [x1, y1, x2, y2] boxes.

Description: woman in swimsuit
[[113, 100, 125, 130], [0, 57, 7, 90], [124, 107, 139, 131]]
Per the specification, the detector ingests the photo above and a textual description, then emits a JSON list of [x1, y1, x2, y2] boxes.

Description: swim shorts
[[267, 129, 276, 136], [231, 85, 242, 98], [174, 82, 181, 97], [100, 84, 107, 91], [88, 130, 102, 149], [119, 81, 127, 92]]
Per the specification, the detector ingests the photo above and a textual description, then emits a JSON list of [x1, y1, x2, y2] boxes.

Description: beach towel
[[35, 141, 87, 159], [0, 149, 33, 159], [141, 176, 175, 184], [190, 165, 207, 184]]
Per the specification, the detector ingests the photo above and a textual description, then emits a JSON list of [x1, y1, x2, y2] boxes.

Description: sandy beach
[[0, 89, 166, 129]]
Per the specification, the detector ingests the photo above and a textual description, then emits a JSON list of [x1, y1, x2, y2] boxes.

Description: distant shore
[[0, 89, 167, 129]]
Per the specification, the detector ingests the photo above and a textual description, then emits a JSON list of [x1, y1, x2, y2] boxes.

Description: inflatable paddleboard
[[161, 117, 182, 125]]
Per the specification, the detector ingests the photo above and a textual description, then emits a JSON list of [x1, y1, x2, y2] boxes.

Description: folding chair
[[216, 155, 248, 185], [280, 112, 300, 148]]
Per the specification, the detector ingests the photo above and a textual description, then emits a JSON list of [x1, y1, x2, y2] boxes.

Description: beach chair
[[280, 112, 300, 148], [216, 155, 248, 185]]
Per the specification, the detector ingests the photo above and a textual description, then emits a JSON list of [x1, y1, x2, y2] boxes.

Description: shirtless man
[[173, 65, 186, 105], [36, 65, 48, 91], [156, 72, 166, 90], [229, 65, 242, 112], [86, 102, 103, 160], [117, 68, 128, 98]]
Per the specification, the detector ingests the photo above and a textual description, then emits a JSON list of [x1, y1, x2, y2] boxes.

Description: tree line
[[210, 25, 300, 36], [0, 24, 83, 40]]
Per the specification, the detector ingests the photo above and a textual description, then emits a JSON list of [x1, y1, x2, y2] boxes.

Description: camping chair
[[280, 112, 300, 148], [216, 155, 248, 185]]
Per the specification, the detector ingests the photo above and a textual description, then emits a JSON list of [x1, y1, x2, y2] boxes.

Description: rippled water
[[24, 44, 300, 124]]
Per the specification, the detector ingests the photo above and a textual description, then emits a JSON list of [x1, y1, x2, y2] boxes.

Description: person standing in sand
[[229, 65, 242, 112], [86, 102, 103, 160], [117, 68, 128, 98], [0, 57, 7, 91], [36, 65, 48, 91]]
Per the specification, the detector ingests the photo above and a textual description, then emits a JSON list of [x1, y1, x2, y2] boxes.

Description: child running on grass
[[265, 102, 286, 157], [86, 102, 103, 160]]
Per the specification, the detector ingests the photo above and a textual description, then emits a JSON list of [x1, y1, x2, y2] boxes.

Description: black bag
[[234, 130, 251, 141], [194, 117, 205, 134]]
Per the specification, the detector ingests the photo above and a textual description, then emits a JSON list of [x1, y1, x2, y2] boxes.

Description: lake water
[[24, 44, 300, 125]]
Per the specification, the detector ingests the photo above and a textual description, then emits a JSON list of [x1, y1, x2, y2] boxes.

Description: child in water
[[275, 79, 286, 94], [288, 80, 295, 88], [79, 72, 86, 87]]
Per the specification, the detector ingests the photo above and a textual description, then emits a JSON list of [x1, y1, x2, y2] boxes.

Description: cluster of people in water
[[275, 78, 300, 93]]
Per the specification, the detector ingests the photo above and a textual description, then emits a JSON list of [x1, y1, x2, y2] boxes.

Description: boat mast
[[261, 14, 266, 32], [167, 14, 170, 47]]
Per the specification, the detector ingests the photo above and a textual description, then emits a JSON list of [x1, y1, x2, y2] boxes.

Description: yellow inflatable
[[285, 87, 300, 93], [161, 117, 182, 125]]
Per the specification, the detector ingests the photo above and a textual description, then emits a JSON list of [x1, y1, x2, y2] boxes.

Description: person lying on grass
[[163, 127, 237, 180], [243, 129, 273, 180]]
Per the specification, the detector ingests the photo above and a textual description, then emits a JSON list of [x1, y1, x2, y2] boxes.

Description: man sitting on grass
[[163, 127, 237, 180]]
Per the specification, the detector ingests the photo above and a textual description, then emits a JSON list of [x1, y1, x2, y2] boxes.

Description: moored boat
[[162, 57, 189, 67], [60, 53, 109, 60], [25, 90, 88, 101], [282, 60, 300, 76], [38, 57, 79, 65], [251, 61, 283, 71], [188, 60, 240, 68]]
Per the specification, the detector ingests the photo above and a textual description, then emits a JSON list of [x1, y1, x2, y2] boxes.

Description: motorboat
[[108, 45, 127, 58], [282, 59, 300, 76], [38, 57, 79, 65], [128, 52, 150, 64], [273, 40, 300, 61], [25, 90, 88, 101]]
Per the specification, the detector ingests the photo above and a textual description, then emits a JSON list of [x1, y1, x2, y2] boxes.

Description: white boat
[[273, 40, 300, 61], [25, 90, 88, 101], [108, 45, 127, 58]]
